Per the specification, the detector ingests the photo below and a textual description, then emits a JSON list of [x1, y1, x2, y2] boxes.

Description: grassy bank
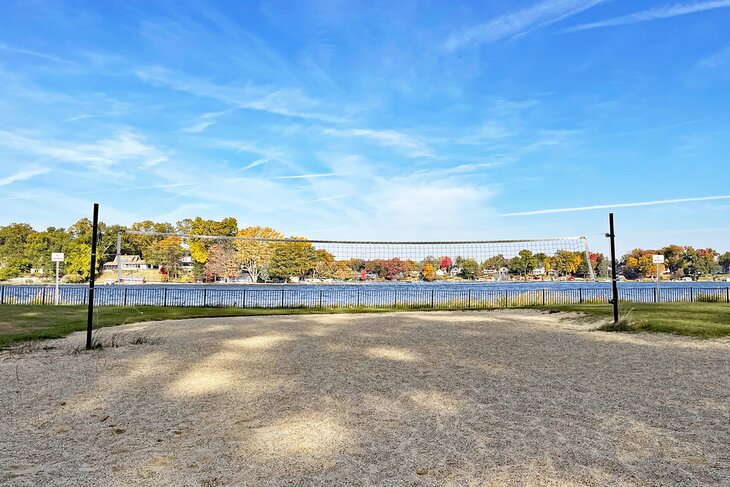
[[0, 305, 407, 348], [1, 302, 728, 348], [539, 303, 730, 338]]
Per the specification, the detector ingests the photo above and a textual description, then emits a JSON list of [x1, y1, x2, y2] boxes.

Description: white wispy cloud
[[444, 0, 607, 50], [137, 66, 342, 122], [456, 121, 515, 145], [181, 120, 217, 134], [566, 0, 730, 32], [66, 114, 95, 122], [0, 42, 77, 66], [0, 183, 195, 201], [501, 195, 730, 216], [306, 193, 352, 203], [698, 44, 730, 69], [240, 158, 270, 170], [181, 110, 230, 133], [322, 128, 433, 158], [0, 167, 50, 186], [0, 130, 169, 171], [269, 173, 338, 180]]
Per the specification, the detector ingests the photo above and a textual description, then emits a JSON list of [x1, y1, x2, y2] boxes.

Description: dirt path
[[1, 310, 728, 486]]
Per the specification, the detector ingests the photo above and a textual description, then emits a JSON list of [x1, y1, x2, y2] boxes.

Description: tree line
[[620, 246, 729, 280], [0, 217, 727, 282]]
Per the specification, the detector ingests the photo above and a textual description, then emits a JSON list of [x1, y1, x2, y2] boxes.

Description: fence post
[[431, 289, 434, 308], [163, 287, 168, 307], [653, 288, 657, 303], [319, 290, 323, 308], [0, 286, 3, 304], [242, 289, 247, 308], [467, 290, 471, 309], [690, 287, 693, 303], [504, 289, 508, 308], [123, 288, 128, 306], [727, 287, 729, 304], [578, 288, 582, 304], [203, 288, 207, 306], [393, 290, 397, 308], [41, 286, 46, 305], [281, 289, 285, 308], [357, 289, 361, 307]]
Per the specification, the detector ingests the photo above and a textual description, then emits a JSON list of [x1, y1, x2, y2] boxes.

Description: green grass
[[1, 302, 728, 348], [538, 303, 730, 338], [0, 305, 417, 348]]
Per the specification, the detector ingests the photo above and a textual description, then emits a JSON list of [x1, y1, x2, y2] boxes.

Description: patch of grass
[[538, 303, 730, 338], [0, 304, 438, 348], [129, 332, 162, 346], [595, 309, 634, 332], [695, 294, 722, 303], [3, 302, 728, 347]]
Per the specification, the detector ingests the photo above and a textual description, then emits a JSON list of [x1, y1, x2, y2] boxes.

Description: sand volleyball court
[[1, 310, 728, 486]]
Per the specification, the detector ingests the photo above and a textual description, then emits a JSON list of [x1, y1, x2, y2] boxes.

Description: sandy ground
[[1, 310, 728, 487]]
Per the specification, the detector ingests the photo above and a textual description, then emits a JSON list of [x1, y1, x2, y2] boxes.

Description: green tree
[[576, 254, 592, 278], [24, 227, 69, 277], [719, 252, 730, 273], [99, 224, 132, 263], [126, 220, 176, 261], [553, 250, 581, 277], [480, 254, 507, 274], [312, 248, 337, 279], [147, 236, 185, 279], [67, 218, 94, 242], [63, 241, 92, 279], [597, 257, 610, 278], [269, 238, 315, 281], [661, 245, 686, 275], [187, 217, 238, 264], [456, 257, 479, 279], [234, 226, 284, 282], [508, 249, 538, 280], [685, 247, 719, 277], [0, 223, 35, 280]]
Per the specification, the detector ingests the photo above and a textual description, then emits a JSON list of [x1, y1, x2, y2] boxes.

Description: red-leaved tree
[[439, 256, 453, 270]]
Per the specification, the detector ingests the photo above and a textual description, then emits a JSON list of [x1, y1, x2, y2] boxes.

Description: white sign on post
[[652, 255, 664, 296], [52, 253, 64, 305]]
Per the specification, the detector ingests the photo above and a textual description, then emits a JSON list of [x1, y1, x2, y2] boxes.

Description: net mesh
[[112, 232, 595, 282]]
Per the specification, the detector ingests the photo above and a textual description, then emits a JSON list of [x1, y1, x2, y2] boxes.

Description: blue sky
[[0, 0, 729, 255]]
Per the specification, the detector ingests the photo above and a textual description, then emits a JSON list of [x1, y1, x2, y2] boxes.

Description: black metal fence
[[1, 285, 728, 308]]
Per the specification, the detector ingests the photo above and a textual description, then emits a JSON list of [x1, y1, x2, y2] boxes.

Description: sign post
[[51, 252, 65, 305], [86, 203, 99, 350], [605, 213, 619, 323], [652, 254, 664, 298]]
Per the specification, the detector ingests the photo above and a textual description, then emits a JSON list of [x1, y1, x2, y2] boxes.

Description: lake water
[[3, 281, 728, 307]]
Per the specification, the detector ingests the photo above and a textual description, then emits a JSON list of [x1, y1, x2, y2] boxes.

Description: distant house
[[231, 273, 253, 283], [180, 254, 194, 270], [449, 267, 462, 277], [435, 269, 447, 277], [103, 255, 152, 271], [532, 267, 546, 276]]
